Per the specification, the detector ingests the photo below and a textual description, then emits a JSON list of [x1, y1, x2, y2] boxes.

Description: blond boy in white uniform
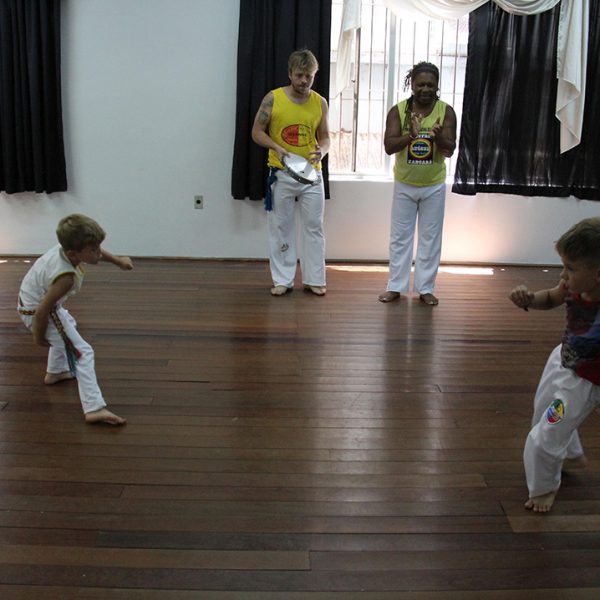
[[18, 214, 132, 425]]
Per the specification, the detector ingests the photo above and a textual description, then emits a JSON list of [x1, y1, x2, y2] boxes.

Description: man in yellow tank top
[[251, 49, 330, 297], [378, 62, 457, 307]]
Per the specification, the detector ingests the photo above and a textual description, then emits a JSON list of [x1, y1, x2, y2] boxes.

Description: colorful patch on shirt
[[407, 135, 433, 165], [281, 124, 312, 147], [546, 399, 565, 424]]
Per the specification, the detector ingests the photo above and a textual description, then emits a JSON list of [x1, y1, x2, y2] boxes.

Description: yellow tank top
[[393, 99, 447, 186], [268, 88, 323, 171]]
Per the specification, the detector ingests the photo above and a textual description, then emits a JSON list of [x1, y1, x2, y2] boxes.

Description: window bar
[[450, 19, 461, 174], [452, 19, 460, 109], [411, 21, 417, 73], [352, 26, 361, 172], [366, 1, 376, 172], [385, 10, 397, 173], [332, 0, 344, 171], [335, 75, 342, 170], [439, 20, 445, 89], [427, 20, 431, 63], [396, 18, 403, 102], [395, 20, 401, 101]]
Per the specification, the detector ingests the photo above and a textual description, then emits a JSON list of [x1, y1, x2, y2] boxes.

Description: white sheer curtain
[[382, 0, 588, 152], [556, 0, 588, 152], [332, 0, 361, 98], [382, 0, 561, 19]]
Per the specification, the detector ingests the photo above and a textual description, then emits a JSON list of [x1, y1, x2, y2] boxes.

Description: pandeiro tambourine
[[282, 153, 319, 185]]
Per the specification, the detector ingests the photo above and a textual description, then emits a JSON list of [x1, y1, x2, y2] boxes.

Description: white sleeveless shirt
[[19, 245, 84, 310]]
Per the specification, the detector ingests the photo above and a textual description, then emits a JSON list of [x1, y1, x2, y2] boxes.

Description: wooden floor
[[1, 257, 600, 599]]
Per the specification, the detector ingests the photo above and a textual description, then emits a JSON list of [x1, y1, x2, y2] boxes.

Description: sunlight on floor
[[439, 266, 494, 276], [328, 264, 388, 273], [328, 264, 495, 276], [0, 259, 31, 266]]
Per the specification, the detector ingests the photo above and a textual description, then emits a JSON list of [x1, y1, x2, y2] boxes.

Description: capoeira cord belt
[[49, 309, 82, 376], [19, 302, 82, 376]]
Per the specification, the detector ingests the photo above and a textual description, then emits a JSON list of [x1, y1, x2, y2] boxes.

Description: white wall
[[328, 180, 599, 264], [0, 0, 597, 265]]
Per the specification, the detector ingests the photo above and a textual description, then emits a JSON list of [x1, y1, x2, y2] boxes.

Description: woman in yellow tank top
[[378, 62, 457, 307]]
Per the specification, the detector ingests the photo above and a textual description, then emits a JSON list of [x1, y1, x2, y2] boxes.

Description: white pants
[[386, 180, 446, 294], [524, 345, 600, 497], [267, 170, 326, 288], [19, 307, 106, 414]]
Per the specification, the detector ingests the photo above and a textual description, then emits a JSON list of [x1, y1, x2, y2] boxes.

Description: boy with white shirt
[[18, 214, 132, 425]]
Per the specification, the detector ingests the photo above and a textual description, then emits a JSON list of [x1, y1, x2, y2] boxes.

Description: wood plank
[[1, 586, 599, 599], [1, 564, 600, 591], [0, 544, 309, 570], [0, 511, 511, 534]]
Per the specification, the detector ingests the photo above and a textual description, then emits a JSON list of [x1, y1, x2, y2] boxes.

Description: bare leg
[[45, 371, 76, 385], [85, 408, 126, 426], [524, 490, 558, 513]]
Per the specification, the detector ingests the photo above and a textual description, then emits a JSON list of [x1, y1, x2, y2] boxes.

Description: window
[[329, 0, 469, 177]]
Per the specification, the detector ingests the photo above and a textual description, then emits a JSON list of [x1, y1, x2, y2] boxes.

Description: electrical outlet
[[194, 195, 204, 209]]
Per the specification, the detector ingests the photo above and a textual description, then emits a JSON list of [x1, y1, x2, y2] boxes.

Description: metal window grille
[[329, 0, 469, 176]]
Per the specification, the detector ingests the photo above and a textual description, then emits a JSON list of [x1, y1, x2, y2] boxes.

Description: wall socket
[[194, 195, 204, 209]]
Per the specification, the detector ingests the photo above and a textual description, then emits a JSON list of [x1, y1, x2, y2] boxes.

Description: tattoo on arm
[[258, 110, 269, 125], [257, 95, 274, 126]]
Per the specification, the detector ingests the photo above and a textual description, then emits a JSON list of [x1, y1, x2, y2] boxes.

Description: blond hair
[[288, 49, 318, 74], [56, 214, 106, 252]]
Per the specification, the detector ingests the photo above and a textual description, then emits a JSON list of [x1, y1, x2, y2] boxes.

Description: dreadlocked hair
[[401, 62, 440, 134]]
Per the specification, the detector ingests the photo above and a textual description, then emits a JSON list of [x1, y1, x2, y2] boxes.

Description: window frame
[[328, 0, 468, 179]]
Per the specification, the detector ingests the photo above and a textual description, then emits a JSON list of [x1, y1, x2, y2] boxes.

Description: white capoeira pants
[[386, 180, 446, 295], [524, 345, 600, 498], [19, 306, 106, 414], [267, 170, 326, 289]]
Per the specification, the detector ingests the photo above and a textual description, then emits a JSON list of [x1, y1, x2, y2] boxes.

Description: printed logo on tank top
[[546, 398, 565, 424], [281, 124, 312, 147], [407, 134, 433, 165]]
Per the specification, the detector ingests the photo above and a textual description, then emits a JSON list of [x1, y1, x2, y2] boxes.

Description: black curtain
[[0, 0, 66, 194], [231, 0, 331, 201], [452, 2, 600, 200]]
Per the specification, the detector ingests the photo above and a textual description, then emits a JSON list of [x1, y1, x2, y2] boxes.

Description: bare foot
[[378, 291, 400, 303], [563, 455, 588, 471], [85, 408, 126, 426], [524, 490, 557, 513], [271, 285, 291, 296], [44, 371, 75, 385], [419, 293, 439, 306], [304, 285, 326, 296]]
